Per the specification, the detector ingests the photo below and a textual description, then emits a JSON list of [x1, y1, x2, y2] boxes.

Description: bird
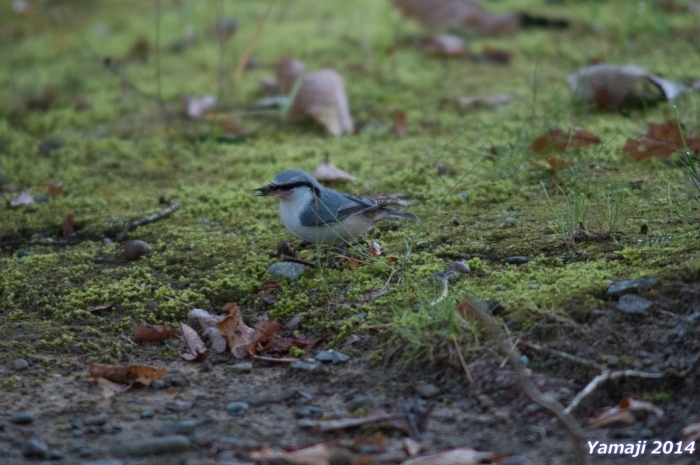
[[255, 169, 418, 245]]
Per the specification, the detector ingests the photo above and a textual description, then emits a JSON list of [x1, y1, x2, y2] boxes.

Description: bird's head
[[254, 169, 321, 200]]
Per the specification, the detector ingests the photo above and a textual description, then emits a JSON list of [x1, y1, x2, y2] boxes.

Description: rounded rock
[[227, 402, 249, 416], [12, 359, 29, 371], [21, 437, 49, 458], [230, 362, 253, 373], [10, 412, 34, 425], [123, 240, 152, 261], [151, 380, 165, 390]]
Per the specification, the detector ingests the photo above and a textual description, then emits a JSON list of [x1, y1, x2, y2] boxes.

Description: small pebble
[[160, 420, 196, 436], [267, 262, 307, 281], [33, 193, 49, 203], [151, 379, 165, 390], [295, 406, 323, 417], [346, 395, 375, 412], [607, 277, 657, 297], [123, 240, 151, 261], [416, 383, 439, 398], [289, 361, 320, 372], [110, 435, 190, 457], [606, 355, 620, 367], [49, 449, 63, 460], [72, 430, 84, 438], [140, 410, 155, 419], [230, 362, 252, 373], [316, 350, 350, 364], [227, 402, 249, 416], [21, 437, 49, 458], [617, 294, 653, 314], [68, 343, 84, 354], [78, 447, 92, 458], [329, 448, 354, 465], [504, 256, 531, 265], [17, 249, 30, 259], [102, 238, 114, 246], [84, 416, 107, 426], [200, 360, 212, 372], [10, 412, 34, 425], [12, 359, 29, 371]]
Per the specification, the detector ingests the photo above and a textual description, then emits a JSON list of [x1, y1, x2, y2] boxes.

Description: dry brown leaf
[[88, 303, 113, 313], [276, 57, 354, 136], [298, 410, 402, 432], [456, 94, 513, 108], [347, 257, 359, 269], [216, 302, 255, 358], [180, 322, 207, 361], [393, 0, 520, 35], [417, 34, 468, 56], [623, 120, 700, 161], [188, 308, 228, 353], [249, 443, 334, 465], [393, 111, 408, 139], [589, 397, 663, 428], [546, 157, 568, 170], [132, 324, 178, 343], [9, 191, 34, 208], [313, 159, 356, 182], [96, 377, 131, 399], [568, 64, 686, 111], [89, 364, 130, 384], [455, 301, 476, 321], [46, 182, 63, 197], [61, 213, 76, 238], [248, 320, 281, 355], [400, 447, 494, 465], [127, 365, 168, 386], [481, 46, 511, 65], [531, 127, 602, 154]]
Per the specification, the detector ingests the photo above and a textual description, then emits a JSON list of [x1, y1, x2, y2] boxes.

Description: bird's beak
[[254, 185, 291, 197]]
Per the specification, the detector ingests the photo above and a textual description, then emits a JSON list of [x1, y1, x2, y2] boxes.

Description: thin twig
[[468, 299, 588, 465], [452, 336, 474, 383], [526, 342, 602, 370], [115, 199, 180, 242], [232, 3, 274, 83], [564, 370, 664, 415]]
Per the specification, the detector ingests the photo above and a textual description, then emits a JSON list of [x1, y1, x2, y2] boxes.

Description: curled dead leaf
[[46, 182, 63, 197], [369, 241, 384, 257], [188, 308, 228, 353], [180, 322, 207, 361], [589, 397, 663, 428], [313, 158, 356, 182], [623, 120, 700, 161], [96, 377, 131, 399], [531, 127, 602, 154], [216, 302, 255, 358], [89, 363, 166, 386], [393, 111, 408, 139], [133, 324, 178, 343]]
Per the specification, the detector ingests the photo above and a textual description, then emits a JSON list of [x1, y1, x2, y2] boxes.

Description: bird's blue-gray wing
[[299, 191, 378, 227]]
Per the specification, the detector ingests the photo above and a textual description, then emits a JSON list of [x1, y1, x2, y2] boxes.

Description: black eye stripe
[[270, 181, 320, 196]]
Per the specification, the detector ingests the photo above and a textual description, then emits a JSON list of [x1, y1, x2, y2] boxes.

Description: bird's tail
[[385, 210, 419, 222]]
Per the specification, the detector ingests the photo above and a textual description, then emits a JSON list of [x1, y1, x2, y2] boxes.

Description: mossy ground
[[1, 0, 700, 373]]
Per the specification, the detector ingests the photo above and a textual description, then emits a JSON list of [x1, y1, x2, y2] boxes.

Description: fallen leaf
[[215, 302, 255, 358], [96, 377, 130, 399], [531, 127, 602, 154], [400, 447, 494, 465], [455, 301, 476, 320], [623, 120, 700, 161], [298, 410, 402, 432], [393, 111, 408, 139], [347, 257, 359, 268], [130, 35, 150, 62], [9, 191, 34, 208], [276, 57, 355, 136], [359, 287, 391, 303], [89, 364, 130, 384], [88, 304, 113, 313], [313, 158, 356, 182], [546, 157, 568, 170], [74, 95, 91, 111], [589, 397, 663, 428], [133, 324, 178, 343], [180, 322, 207, 361], [369, 241, 384, 257], [417, 34, 468, 56], [249, 443, 334, 465], [456, 94, 513, 109], [182, 95, 217, 119], [126, 365, 168, 386], [567, 64, 686, 111], [46, 182, 63, 197], [393, 0, 521, 35], [61, 213, 76, 238], [248, 320, 282, 355], [188, 308, 228, 353], [481, 46, 511, 65]]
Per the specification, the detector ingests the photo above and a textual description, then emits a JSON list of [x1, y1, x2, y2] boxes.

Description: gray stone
[[160, 420, 196, 436], [617, 294, 653, 314], [316, 350, 350, 364], [267, 262, 308, 281], [78, 447, 92, 458], [140, 410, 155, 419], [33, 193, 49, 203], [504, 256, 531, 265], [12, 359, 29, 371], [21, 437, 49, 458], [151, 379, 165, 390], [72, 429, 84, 437], [227, 402, 249, 416], [230, 362, 253, 373], [289, 361, 320, 371], [10, 412, 33, 424], [416, 383, 439, 398], [606, 355, 620, 367], [49, 449, 63, 460], [346, 395, 376, 412], [110, 435, 190, 457], [295, 406, 323, 417], [17, 249, 29, 259], [84, 416, 107, 426], [607, 277, 657, 296]]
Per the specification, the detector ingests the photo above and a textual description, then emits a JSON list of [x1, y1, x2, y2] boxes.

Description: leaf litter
[[623, 120, 700, 161]]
